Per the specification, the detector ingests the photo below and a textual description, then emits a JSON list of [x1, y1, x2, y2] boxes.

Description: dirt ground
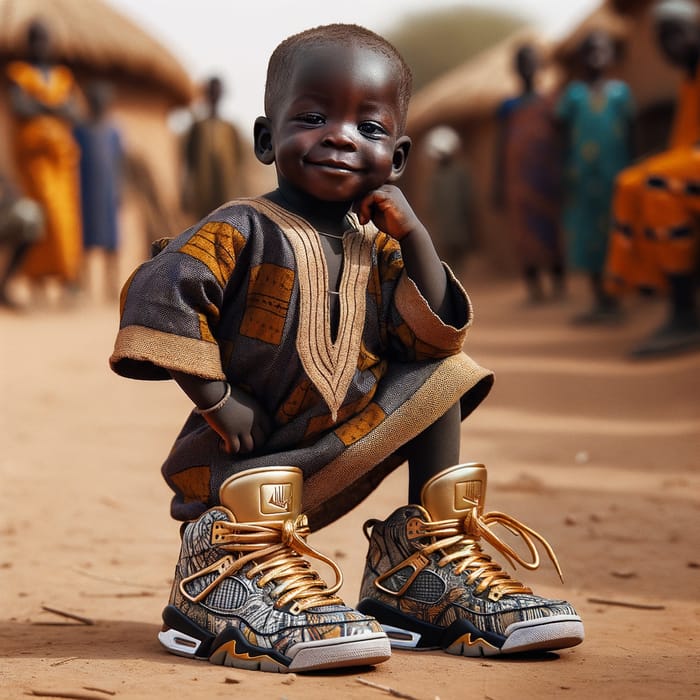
[[1, 269, 699, 700]]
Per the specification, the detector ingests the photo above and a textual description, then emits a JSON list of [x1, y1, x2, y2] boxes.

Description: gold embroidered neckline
[[244, 198, 376, 420]]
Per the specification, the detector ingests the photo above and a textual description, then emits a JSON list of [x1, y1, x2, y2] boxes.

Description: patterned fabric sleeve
[[375, 232, 472, 362], [110, 220, 244, 381]]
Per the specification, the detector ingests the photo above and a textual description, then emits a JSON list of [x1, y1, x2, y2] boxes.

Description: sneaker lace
[[180, 514, 345, 614], [420, 506, 564, 600]]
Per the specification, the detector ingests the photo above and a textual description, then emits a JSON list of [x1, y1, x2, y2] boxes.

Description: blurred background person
[[74, 80, 124, 302], [605, 0, 700, 358], [556, 28, 635, 324], [6, 19, 83, 305], [425, 125, 474, 271], [181, 75, 246, 221], [492, 43, 565, 304], [0, 175, 44, 308]]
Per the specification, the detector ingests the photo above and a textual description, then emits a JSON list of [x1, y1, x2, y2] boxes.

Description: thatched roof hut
[[0, 0, 196, 288], [0, 0, 192, 104], [407, 29, 558, 139], [404, 0, 685, 275]]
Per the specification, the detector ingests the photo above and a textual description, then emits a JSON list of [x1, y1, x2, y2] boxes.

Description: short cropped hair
[[265, 24, 413, 132]]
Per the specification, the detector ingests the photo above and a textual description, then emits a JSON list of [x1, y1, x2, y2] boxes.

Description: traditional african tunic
[[497, 93, 564, 268], [556, 80, 634, 273], [110, 198, 493, 530], [6, 61, 82, 282]]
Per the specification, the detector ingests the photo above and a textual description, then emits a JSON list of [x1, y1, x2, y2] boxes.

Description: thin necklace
[[317, 230, 345, 240], [316, 214, 356, 240]]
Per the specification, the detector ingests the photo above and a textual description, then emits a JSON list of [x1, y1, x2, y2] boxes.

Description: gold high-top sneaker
[[158, 466, 391, 672], [357, 463, 584, 656]]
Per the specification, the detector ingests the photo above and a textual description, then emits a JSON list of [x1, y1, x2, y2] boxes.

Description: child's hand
[[204, 386, 272, 455], [354, 185, 424, 241]]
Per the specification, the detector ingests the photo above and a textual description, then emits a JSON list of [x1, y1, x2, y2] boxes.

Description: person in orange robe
[[605, 0, 700, 356], [6, 19, 83, 298]]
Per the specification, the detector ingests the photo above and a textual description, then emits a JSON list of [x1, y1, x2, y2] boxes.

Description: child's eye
[[358, 121, 388, 138], [296, 113, 325, 125]]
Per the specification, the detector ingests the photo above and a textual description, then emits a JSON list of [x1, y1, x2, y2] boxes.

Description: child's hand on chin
[[354, 185, 423, 241]]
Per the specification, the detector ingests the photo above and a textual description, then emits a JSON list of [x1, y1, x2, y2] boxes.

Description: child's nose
[[321, 123, 356, 149]]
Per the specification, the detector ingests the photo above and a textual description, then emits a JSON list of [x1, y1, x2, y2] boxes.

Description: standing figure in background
[[556, 29, 635, 323], [425, 125, 474, 271], [6, 19, 83, 302], [493, 43, 565, 304], [181, 76, 245, 221], [74, 81, 124, 301], [605, 0, 700, 357]]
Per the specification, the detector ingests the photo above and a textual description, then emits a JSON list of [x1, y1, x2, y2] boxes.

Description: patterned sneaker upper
[[359, 463, 579, 638], [170, 468, 383, 658]]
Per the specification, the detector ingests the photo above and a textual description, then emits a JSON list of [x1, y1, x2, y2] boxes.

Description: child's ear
[[387, 135, 411, 182], [254, 116, 275, 165]]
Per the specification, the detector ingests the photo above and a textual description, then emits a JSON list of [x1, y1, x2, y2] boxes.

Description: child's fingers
[[226, 435, 241, 454], [239, 432, 255, 453], [354, 193, 376, 224]]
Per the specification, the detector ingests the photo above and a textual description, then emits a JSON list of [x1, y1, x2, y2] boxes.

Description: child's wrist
[[194, 382, 231, 414]]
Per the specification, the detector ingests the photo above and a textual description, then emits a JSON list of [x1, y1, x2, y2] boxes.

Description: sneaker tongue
[[218, 467, 303, 522], [420, 463, 487, 521]]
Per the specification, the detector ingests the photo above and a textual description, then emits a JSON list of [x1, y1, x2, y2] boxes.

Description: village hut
[[0, 0, 196, 285], [404, 0, 683, 274]]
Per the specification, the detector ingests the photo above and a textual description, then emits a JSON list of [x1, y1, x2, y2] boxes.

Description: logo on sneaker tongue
[[261, 483, 292, 514], [455, 480, 482, 511]]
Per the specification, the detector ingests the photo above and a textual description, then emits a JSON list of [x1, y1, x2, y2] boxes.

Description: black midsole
[[357, 598, 506, 650], [162, 605, 215, 659], [161, 605, 291, 666]]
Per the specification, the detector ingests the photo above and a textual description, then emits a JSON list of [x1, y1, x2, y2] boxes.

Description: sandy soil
[[1, 270, 699, 700]]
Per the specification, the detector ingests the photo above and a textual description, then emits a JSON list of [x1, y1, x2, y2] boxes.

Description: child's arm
[[170, 370, 271, 454], [355, 185, 456, 325]]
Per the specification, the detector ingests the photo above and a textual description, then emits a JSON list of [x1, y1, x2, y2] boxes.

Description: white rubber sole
[[158, 627, 203, 658], [287, 632, 392, 672], [382, 614, 584, 657], [159, 626, 391, 672], [500, 615, 585, 654]]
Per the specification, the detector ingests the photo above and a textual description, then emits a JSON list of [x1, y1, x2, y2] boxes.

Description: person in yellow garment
[[6, 19, 83, 302], [605, 0, 700, 356]]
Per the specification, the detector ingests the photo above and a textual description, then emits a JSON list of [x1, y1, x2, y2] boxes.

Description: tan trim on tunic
[[110, 325, 226, 379], [395, 270, 471, 355]]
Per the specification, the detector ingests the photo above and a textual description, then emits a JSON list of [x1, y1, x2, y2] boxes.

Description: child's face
[[260, 44, 408, 204]]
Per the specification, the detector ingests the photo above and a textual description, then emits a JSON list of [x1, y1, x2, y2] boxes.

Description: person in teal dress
[[556, 29, 635, 323]]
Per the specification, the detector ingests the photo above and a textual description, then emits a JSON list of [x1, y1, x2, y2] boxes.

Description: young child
[[110, 24, 583, 674]]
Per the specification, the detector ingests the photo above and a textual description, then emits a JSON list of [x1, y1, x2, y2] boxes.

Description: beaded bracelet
[[194, 382, 231, 415]]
